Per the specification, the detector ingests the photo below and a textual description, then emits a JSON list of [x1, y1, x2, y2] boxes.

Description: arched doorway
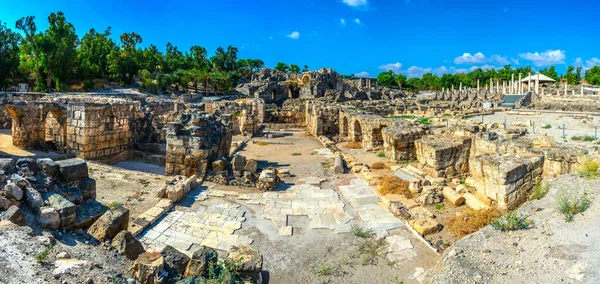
[[342, 117, 349, 138], [353, 120, 362, 142], [44, 109, 67, 152], [372, 126, 385, 148]]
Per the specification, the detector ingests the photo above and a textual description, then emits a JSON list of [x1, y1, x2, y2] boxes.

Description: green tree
[[210, 71, 231, 95], [289, 64, 300, 74], [540, 65, 559, 81], [394, 73, 407, 89], [564, 66, 583, 85], [43, 11, 79, 91], [585, 66, 600, 86], [274, 62, 289, 72], [376, 70, 395, 87], [189, 45, 209, 70], [78, 27, 116, 81], [138, 44, 164, 73], [0, 21, 22, 88], [302, 65, 309, 72], [211, 46, 238, 72], [16, 15, 47, 91]]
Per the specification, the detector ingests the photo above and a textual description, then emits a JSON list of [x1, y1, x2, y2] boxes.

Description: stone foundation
[[415, 135, 471, 178]]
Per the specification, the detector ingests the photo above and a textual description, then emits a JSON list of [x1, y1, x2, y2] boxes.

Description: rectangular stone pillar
[[535, 73, 540, 94], [528, 73, 531, 92], [477, 79, 480, 91], [518, 73, 522, 94]]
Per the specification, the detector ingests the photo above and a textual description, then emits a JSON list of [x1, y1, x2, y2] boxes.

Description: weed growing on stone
[[530, 181, 550, 200], [558, 191, 591, 222], [435, 204, 444, 211], [491, 211, 533, 231], [350, 225, 373, 238], [35, 247, 51, 264], [378, 176, 411, 198], [572, 135, 596, 142], [417, 117, 431, 125], [105, 201, 122, 208], [578, 157, 600, 179], [377, 152, 386, 158]]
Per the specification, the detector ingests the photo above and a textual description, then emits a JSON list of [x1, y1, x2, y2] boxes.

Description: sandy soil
[[89, 161, 166, 219], [0, 129, 63, 159]]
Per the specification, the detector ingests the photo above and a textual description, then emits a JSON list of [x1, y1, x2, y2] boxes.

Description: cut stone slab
[[1, 205, 26, 226], [299, 176, 327, 185], [38, 207, 60, 230], [55, 158, 89, 183], [112, 230, 146, 260], [133, 252, 164, 284], [161, 245, 191, 276], [75, 200, 109, 229], [45, 192, 76, 229], [409, 218, 442, 236], [278, 226, 293, 236], [87, 207, 129, 242]]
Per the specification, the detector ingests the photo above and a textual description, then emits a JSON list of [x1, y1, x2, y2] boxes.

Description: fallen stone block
[[134, 252, 165, 284], [1, 205, 25, 226], [24, 187, 44, 211], [463, 192, 490, 210], [185, 246, 218, 277], [409, 218, 442, 236], [16, 158, 37, 174], [46, 193, 76, 229], [455, 184, 467, 194], [409, 206, 434, 219], [0, 196, 9, 210], [112, 230, 145, 260], [418, 186, 443, 205], [75, 200, 109, 229], [244, 159, 258, 173], [37, 158, 59, 177], [87, 206, 129, 242], [442, 187, 465, 206], [226, 245, 263, 283], [0, 158, 15, 173], [231, 155, 246, 171], [161, 245, 190, 276], [38, 207, 60, 230], [78, 178, 96, 201], [55, 158, 89, 183], [4, 183, 23, 200]]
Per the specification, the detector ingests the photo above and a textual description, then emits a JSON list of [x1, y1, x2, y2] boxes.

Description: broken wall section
[[415, 135, 471, 178]]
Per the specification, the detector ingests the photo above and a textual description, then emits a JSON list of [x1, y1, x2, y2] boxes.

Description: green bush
[[35, 248, 51, 264], [491, 211, 532, 232], [351, 225, 373, 238], [530, 181, 550, 200], [83, 80, 94, 91], [542, 124, 552, 129], [377, 152, 386, 158], [558, 191, 591, 222]]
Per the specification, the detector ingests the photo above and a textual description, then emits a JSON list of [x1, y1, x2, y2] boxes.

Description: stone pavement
[[237, 182, 354, 234], [138, 198, 252, 256], [338, 178, 404, 237], [384, 234, 417, 264]]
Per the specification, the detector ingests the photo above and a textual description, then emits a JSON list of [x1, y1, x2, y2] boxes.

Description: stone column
[[477, 79, 480, 91], [581, 86, 584, 96], [459, 82, 462, 92], [490, 78, 493, 91], [535, 73, 540, 94], [564, 83, 568, 96], [496, 80, 500, 93], [528, 73, 531, 92], [518, 73, 522, 94], [511, 73, 515, 93]]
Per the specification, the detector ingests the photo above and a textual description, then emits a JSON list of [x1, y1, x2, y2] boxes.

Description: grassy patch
[[445, 209, 501, 238], [417, 117, 431, 125], [389, 115, 416, 119], [105, 201, 122, 208], [358, 238, 387, 265], [572, 135, 596, 142], [370, 162, 390, 170], [344, 142, 362, 149], [558, 191, 591, 222], [377, 152, 386, 158], [435, 204, 444, 211], [491, 211, 533, 232], [377, 176, 411, 198], [321, 162, 334, 168], [542, 124, 552, 129], [291, 152, 302, 156], [35, 248, 51, 264], [459, 179, 466, 185], [578, 157, 600, 179], [350, 225, 373, 238], [530, 181, 550, 200], [311, 262, 341, 277]]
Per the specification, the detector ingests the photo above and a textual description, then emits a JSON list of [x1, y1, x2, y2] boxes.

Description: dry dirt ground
[[424, 173, 600, 284], [0, 129, 63, 159]]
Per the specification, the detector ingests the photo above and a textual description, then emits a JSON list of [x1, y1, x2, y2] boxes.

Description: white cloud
[[454, 52, 486, 64], [354, 71, 370, 78], [490, 55, 510, 65], [433, 66, 448, 75], [469, 64, 500, 71], [378, 62, 403, 73], [454, 68, 469, 74], [519, 49, 565, 66], [406, 66, 432, 78], [511, 58, 520, 65], [342, 0, 368, 7], [340, 18, 346, 26], [354, 18, 361, 24], [574, 57, 600, 70], [286, 31, 300, 39]]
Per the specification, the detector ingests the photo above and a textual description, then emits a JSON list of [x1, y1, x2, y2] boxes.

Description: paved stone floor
[[338, 178, 405, 237], [384, 234, 417, 264], [138, 198, 252, 256], [237, 182, 354, 234]]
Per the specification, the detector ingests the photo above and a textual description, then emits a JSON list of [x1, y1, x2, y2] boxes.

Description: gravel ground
[[424, 173, 600, 284]]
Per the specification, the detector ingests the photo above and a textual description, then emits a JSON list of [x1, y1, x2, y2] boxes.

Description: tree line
[[376, 64, 600, 92], [0, 11, 268, 94]]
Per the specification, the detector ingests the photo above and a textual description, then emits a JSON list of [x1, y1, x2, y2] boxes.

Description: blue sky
[[1, 0, 599, 78]]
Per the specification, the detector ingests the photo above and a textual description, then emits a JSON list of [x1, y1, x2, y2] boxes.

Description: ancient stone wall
[[382, 126, 429, 162], [165, 112, 232, 178], [469, 153, 543, 209], [415, 135, 471, 178], [205, 99, 265, 135], [305, 101, 340, 137]]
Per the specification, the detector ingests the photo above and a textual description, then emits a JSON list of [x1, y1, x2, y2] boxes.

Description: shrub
[[578, 157, 600, 178], [83, 80, 95, 91], [530, 181, 550, 200], [370, 162, 389, 170], [572, 135, 596, 142], [351, 225, 373, 238], [491, 211, 533, 231], [377, 176, 411, 198], [377, 152, 386, 158], [311, 262, 341, 276], [558, 191, 591, 222], [417, 117, 431, 125], [358, 238, 387, 265], [344, 142, 362, 149], [291, 152, 301, 156], [445, 209, 501, 238], [435, 204, 444, 211], [542, 124, 552, 129]]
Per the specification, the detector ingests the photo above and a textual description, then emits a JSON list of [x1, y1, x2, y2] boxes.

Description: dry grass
[[344, 142, 362, 149], [370, 162, 390, 170], [445, 209, 501, 238], [377, 176, 411, 198], [255, 141, 269, 146], [578, 156, 600, 178]]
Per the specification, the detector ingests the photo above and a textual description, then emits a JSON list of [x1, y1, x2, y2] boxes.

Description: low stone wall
[[469, 153, 543, 210], [415, 135, 471, 178], [382, 126, 429, 162]]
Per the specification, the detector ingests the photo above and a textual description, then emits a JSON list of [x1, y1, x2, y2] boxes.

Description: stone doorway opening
[[44, 110, 67, 152], [353, 120, 362, 142]]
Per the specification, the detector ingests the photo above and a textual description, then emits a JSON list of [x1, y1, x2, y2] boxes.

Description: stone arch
[[301, 74, 310, 85], [352, 119, 363, 142]]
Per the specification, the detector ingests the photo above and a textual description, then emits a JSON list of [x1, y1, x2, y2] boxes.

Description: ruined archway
[[372, 126, 385, 148], [44, 109, 67, 152], [353, 120, 362, 142], [342, 116, 349, 138]]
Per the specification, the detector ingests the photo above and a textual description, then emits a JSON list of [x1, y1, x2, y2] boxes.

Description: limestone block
[[24, 187, 44, 211], [87, 206, 129, 242], [1, 205, 25, 226], [231, 155, 247, 171], [55, 158, 89, 183], [46, 193, 76, 229], [74, 200, 109, 229], [442, 187, 465, 206], [38, 207, 60, 230], [185, 246, 218, 277], [134, 252, 165, 284], [418, 186, 443, 205], [161, 245, 190, 275], [0, 158, 15, 173], [409, 206, 434, 219], [409, 218, 442, 236], [244, 159, 258, 173], [463, 192, 490, 210], [78, 178, 97, 201], [226, 245, 263, 283], [455, 184, 467, 194], [4, 183, 23, 200], [112, 230, 146, 260]]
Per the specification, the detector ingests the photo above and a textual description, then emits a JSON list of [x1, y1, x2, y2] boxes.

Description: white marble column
[[518, 73, 522, 94], [535, 73, 540, 94], [528, 73, 531, 92], [477, 79, 480, 91]]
